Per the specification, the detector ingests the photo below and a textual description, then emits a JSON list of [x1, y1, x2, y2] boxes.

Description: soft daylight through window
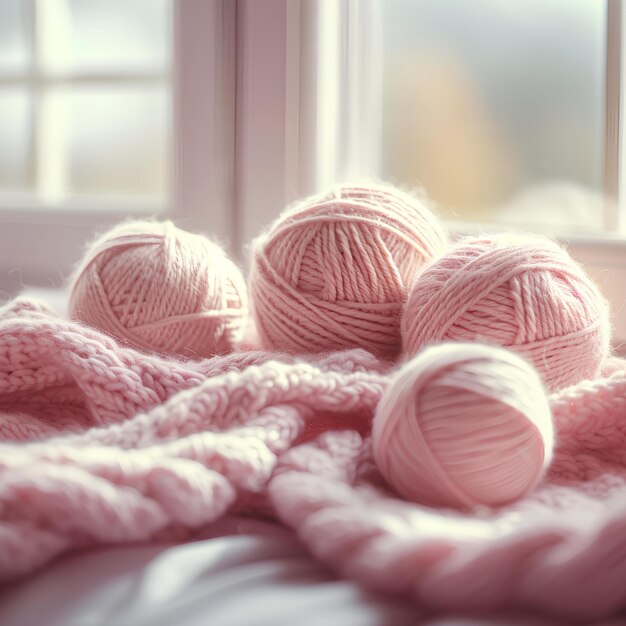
[[381, 0, 607, 232], [0, 0, 171, 207]]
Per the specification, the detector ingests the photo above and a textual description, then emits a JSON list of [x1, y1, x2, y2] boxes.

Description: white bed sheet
[[0, 516, 569, 626], [0, 516, 420, 626]]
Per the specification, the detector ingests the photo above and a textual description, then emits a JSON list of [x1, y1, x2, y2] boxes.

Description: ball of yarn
[[402, 233, 610, 391], [372, 342, 554, 508], [69, 221, 248, 358], [250, 183, 448, 357]]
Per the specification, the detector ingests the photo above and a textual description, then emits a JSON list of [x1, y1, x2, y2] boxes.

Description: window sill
[[0, 195, 167, 221], [0, 204, 161, 298]]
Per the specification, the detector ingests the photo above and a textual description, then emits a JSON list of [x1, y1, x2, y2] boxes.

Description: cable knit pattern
[[2, 297, 626, 620]]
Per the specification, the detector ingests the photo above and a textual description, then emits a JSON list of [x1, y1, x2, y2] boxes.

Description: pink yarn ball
[[69, 221, 248, 358], [250, 183, 448, 357], [372, 342, 554, 509], [402, 233, 610, 391]]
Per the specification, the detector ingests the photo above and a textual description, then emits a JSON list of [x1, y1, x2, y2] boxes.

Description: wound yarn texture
[[69, 220, 248, 359], [373, 343, 553, 508], [250, 183, 448, 357], [401, 233, 610, 391]]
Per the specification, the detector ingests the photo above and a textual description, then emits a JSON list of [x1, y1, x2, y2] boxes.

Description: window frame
[[0, 0, 236, 294], [234, 0, 381, 249]]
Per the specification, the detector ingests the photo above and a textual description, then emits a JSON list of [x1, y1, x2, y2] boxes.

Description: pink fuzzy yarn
[[250, 183, 448, 357], [402, 233, 610, 391], [372, 342, 554, 508], [69, 221, 248, 358]]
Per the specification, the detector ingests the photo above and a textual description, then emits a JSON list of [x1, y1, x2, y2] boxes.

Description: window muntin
[[0, 0, 172, 207]]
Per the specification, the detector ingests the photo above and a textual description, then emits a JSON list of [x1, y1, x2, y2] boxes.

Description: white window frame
[[235, 0, 381, 249], [0, 0, 236, 294]]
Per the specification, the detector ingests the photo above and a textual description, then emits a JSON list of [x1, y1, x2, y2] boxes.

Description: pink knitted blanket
[[2, 296, 626, 621]]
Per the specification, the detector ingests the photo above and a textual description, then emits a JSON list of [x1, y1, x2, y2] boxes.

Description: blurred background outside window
[[381, 0, 607, 233]]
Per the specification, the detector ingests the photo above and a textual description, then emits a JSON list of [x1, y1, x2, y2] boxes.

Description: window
[[0, 0, 172, 208], [374, 0, 626, 345]]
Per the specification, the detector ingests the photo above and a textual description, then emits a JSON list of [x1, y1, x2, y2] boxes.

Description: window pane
[[41, 86, 169, 200], [382, 0, 606, 231], [0, 88, 31, 189], [41, 0, 171, 73], [0, 0, 30, 73]]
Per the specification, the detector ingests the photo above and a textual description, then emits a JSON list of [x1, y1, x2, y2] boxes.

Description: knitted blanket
[[2, 296, 626, 621]]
